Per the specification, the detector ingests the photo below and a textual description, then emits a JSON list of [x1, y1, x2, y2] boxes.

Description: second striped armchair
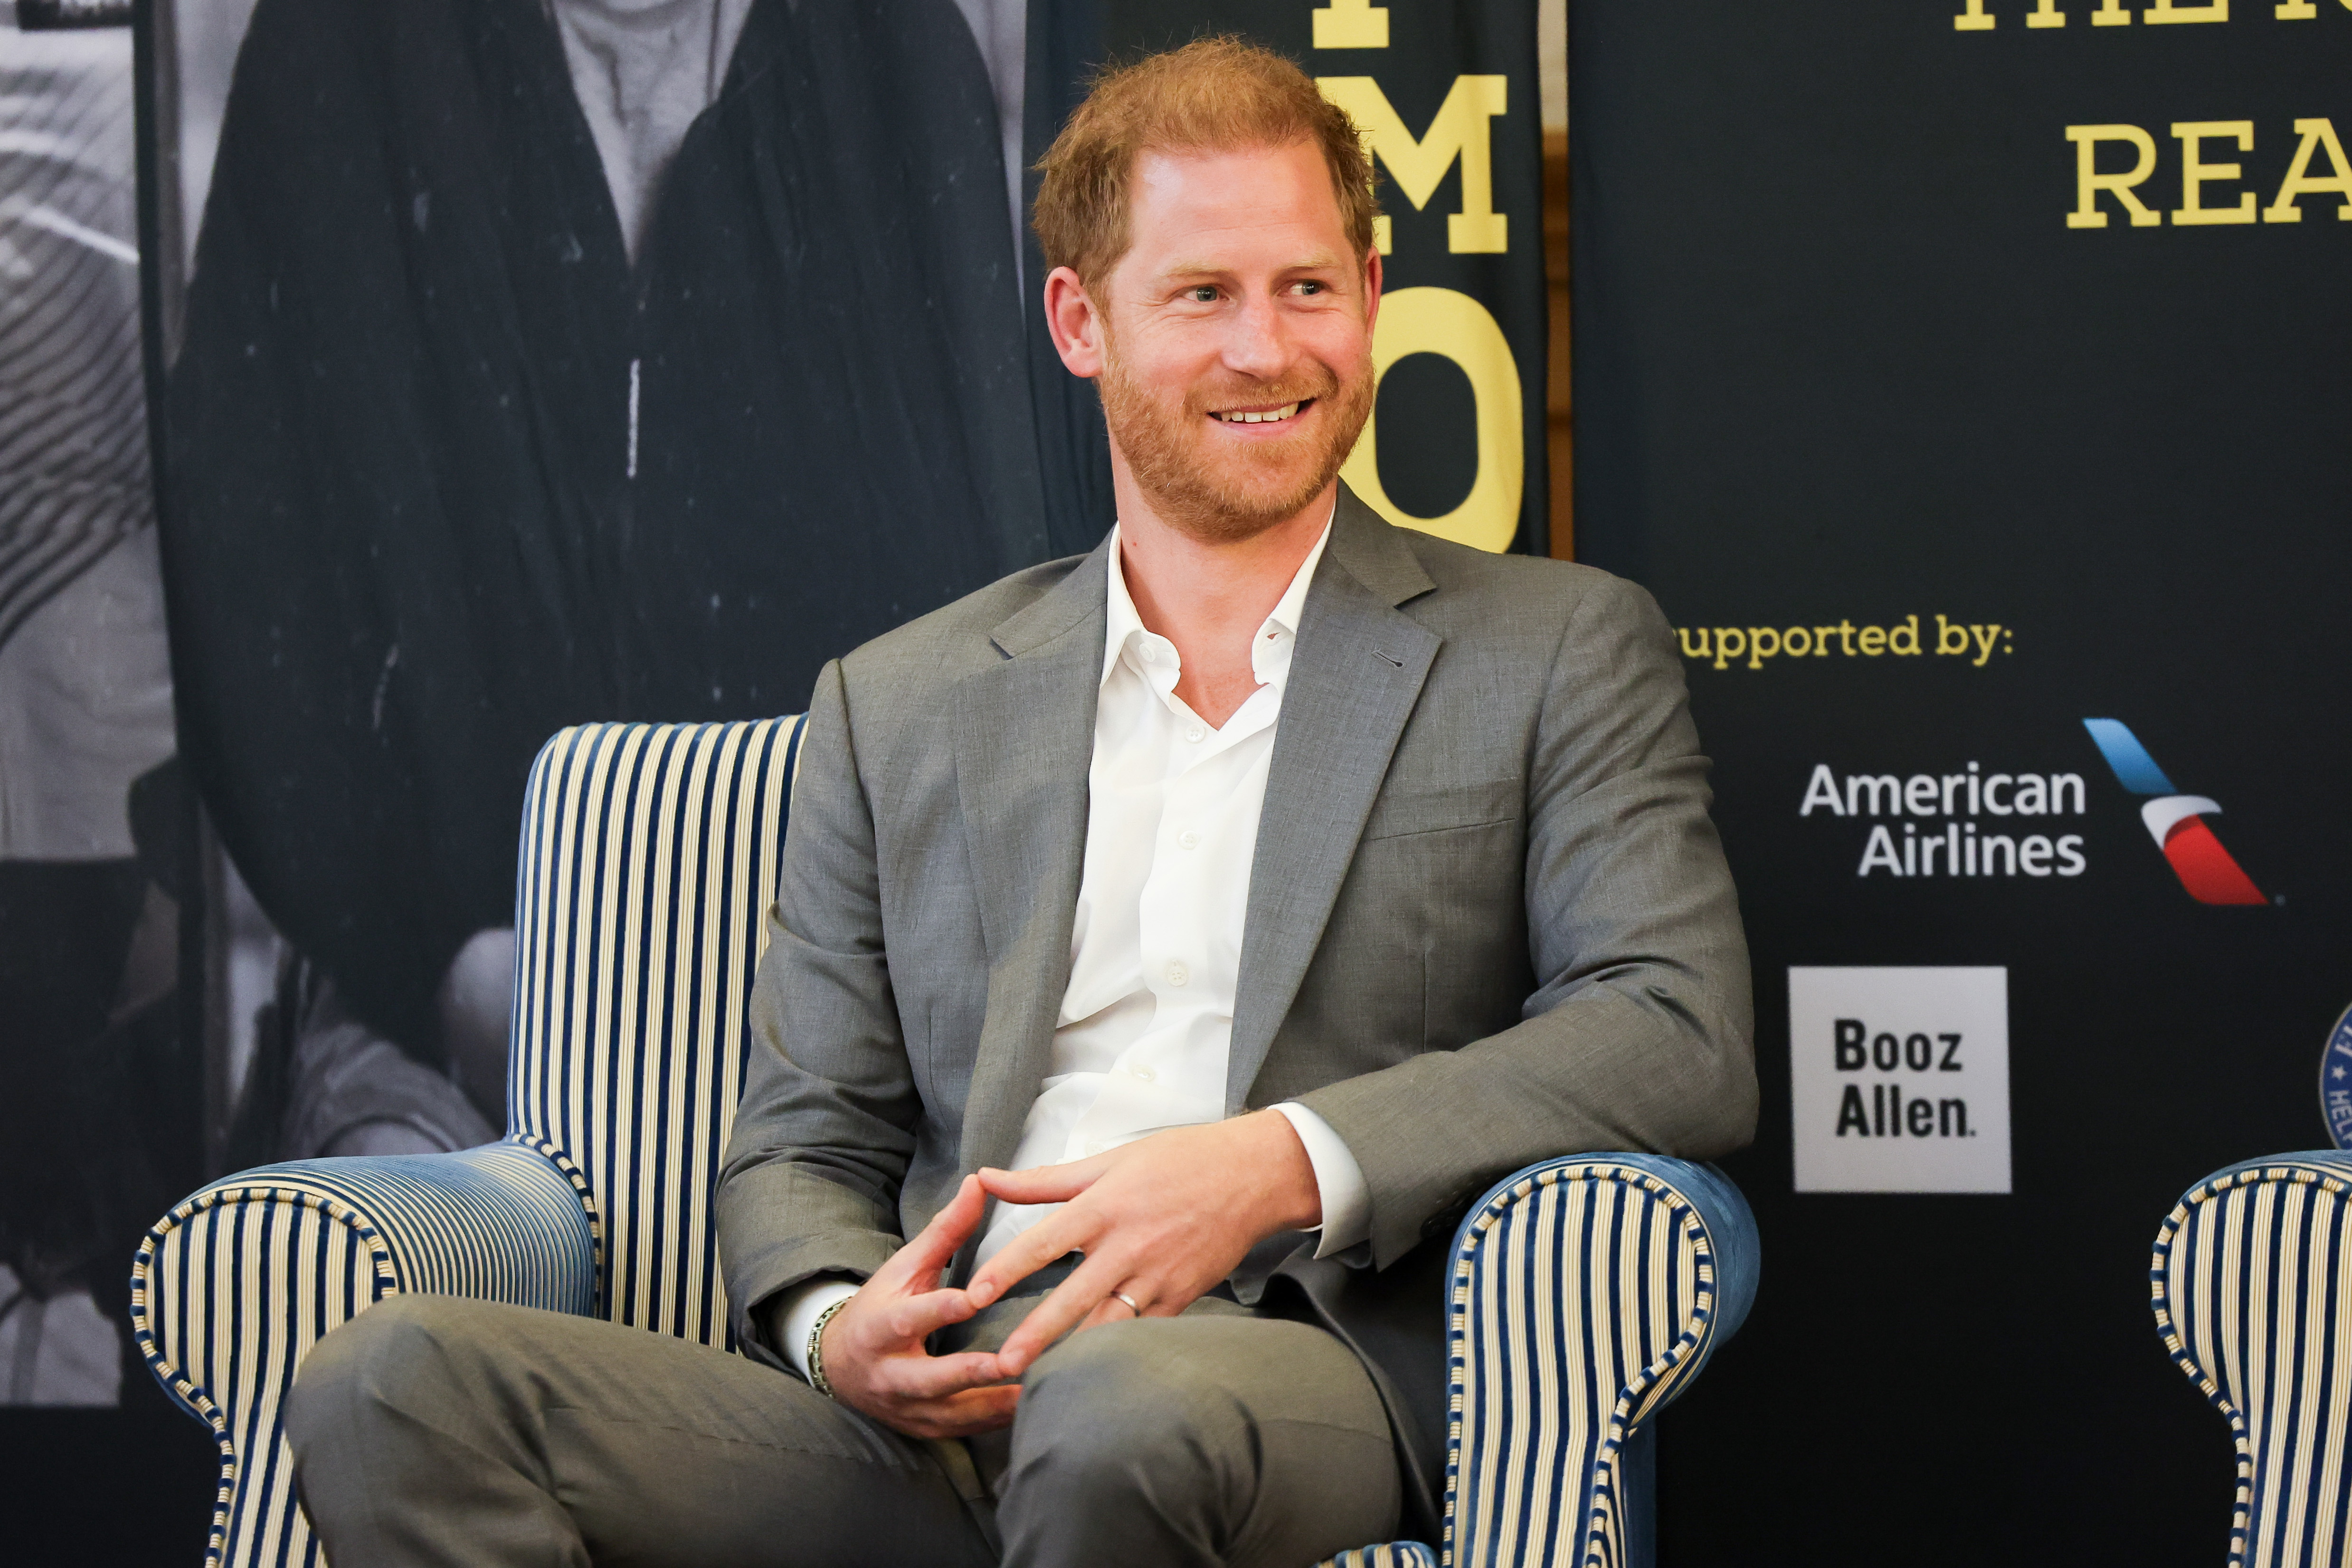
[[2152, 1153, 2352, 1567]]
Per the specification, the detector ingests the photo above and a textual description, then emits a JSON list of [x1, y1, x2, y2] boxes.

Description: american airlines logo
[[1799, 763, 2088, 879], [2081, 719, 2268, 907]]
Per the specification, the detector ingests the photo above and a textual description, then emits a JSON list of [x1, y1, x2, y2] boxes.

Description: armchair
[[2151, 1152, 2352, 1568], [133, 716, 1758, 1568]]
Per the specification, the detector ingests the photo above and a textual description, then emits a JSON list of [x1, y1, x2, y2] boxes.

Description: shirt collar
[[1100, 502, 1337, 690]]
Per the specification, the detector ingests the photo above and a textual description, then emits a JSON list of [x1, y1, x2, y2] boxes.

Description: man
[[285, 38, 1755, 1568]]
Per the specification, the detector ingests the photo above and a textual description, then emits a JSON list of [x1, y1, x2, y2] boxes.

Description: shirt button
[[1177, 829, 1200, 850], [1130, 1064, 1157, 1083], [1185, 725, 1205, 743], [1165, 960, 1190, 988]]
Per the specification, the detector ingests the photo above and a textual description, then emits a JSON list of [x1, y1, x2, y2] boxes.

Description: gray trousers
[[283, 1290, 1402, 1568]]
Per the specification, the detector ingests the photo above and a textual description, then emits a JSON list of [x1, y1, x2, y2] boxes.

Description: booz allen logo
[[2080, 720, 2267, 906]]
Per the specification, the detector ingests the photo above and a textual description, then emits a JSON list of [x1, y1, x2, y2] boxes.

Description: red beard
[[1098, 344, 1375, 542]]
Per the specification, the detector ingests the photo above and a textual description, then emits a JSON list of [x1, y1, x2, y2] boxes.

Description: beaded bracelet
[[806, 1295, 852, 1400]]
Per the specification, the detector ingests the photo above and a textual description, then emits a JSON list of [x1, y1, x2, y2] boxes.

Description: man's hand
[[813, 1175, 1017, 1439], [967, 1110, 1321, 1377]]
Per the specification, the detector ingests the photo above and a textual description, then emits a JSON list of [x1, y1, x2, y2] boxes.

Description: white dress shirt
[[779, 514, 1369, 1374]]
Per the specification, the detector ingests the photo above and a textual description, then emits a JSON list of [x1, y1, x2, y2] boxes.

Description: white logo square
[[1789, 966, 2011, 1194]]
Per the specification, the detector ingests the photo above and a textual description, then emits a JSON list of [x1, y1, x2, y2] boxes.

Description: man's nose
[[1221, 292, 1295, 380]]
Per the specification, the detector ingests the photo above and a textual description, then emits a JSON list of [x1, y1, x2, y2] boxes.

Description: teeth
[[1215, 403, 1301, 424]]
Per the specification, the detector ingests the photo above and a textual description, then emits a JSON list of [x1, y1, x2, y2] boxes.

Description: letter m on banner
[[1318, 75, 1509, 253]]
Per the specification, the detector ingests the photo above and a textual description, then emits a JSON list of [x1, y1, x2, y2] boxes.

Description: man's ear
[[1043, 266, 1105, 380], [1361, 247, 1383, 337]]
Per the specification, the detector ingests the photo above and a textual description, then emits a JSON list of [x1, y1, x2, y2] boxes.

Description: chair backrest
[[506, 717, 804, 1348], [2153, 1153, 2352, 1568]]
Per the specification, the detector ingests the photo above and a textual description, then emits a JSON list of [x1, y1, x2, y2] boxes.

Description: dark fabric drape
[[1020, 0, 1115, 556], [164, 0, 1084, 1050]]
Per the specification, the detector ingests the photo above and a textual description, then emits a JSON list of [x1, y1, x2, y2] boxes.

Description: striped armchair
[[132, 716, 1759, 1568], [2152, 1153, 2352, 1568]]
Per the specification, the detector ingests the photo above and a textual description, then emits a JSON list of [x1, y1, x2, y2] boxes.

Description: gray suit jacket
[[717, 488, 1755, 1535]]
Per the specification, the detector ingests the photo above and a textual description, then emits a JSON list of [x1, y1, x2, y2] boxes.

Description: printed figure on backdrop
[[0, 0, 195, 1406], [159, 0, 1096, 1159], [281, 42, 1755, 1566]]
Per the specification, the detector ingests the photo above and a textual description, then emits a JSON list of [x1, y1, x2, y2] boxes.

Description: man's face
[[1088, 141, 1379, 542]]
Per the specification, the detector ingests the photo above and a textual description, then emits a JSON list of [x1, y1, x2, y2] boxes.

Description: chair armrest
[[2152, 1150, 2352, 1568], [1323, 1546, 1439, 1567], [1319, 1154, 1760, 1568], [131, 1137, 599, 1568]]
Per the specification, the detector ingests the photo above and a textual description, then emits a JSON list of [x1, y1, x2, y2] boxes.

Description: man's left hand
[[967, 1108, 1322, 1376]]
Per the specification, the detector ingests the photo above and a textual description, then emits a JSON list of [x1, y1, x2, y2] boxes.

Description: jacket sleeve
[[1295, 572, 1758, 1267], [715, 657, 915, 1362]]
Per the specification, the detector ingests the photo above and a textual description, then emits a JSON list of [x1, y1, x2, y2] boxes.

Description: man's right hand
[[814, 1174, 1018, 1439]]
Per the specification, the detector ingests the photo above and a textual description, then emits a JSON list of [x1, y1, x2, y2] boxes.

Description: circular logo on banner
[[2322, 1003, 2352, 1151]]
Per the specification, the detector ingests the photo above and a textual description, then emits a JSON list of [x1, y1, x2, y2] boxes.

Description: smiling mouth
[[1209, 400, 1309, 425]]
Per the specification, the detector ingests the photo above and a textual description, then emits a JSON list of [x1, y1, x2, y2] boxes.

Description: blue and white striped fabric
[[507, 718, 803, 1345], [1322, 1545, 1441, 1568], [1316, 1155, 1759, 1568], [131, 717, 802, 1568], [2153, 1152, 2352, 1568], [131, 1139, 599, 1568]]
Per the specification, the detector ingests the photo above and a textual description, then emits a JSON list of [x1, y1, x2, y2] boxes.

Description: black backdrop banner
[[1100, 0, 1548, 556], [1570, 0, 2352, 1559]]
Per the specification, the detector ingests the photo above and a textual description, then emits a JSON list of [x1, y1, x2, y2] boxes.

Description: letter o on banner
[[1339, 286, 1523, 553]]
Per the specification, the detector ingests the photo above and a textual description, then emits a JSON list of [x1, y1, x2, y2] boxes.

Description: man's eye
[[1295, 280, 1325, 295], [1188, 286, 1218, 303]]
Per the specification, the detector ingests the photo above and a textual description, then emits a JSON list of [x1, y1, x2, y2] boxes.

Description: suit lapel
[[952, 540, 1112, 1178], [1226, 491, 1440, 1112]]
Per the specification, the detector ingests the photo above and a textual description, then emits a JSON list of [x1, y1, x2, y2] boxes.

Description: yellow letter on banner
[[1312, 0, 1390, 48], [2065, 125, 2161, 228], [1339, 287, 1524, 553], [1317, 76, 1508, 253], [2264, 118, 2352, 222], [2172, 122, 2256, 224]]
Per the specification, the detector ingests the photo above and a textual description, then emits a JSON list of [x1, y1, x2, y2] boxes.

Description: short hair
[[1032, 37, 1381, 289]]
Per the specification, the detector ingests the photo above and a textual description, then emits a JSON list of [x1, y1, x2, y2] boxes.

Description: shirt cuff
[[1272, 1101, 1370, 1259], [774, 1278, 861, 1380]]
